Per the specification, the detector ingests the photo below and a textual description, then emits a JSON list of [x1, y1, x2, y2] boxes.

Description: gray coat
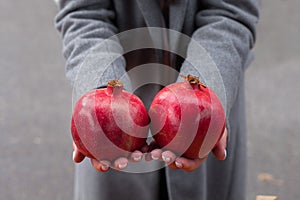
[[55, 0, 259, 199]]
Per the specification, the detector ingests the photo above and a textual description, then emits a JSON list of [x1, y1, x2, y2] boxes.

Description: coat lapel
[[136, 0, 188, 68], [136, 0, 188, 32], [135, 0, 164, 28], [136, 1, 202, 200], [169, 0, 188, 32]]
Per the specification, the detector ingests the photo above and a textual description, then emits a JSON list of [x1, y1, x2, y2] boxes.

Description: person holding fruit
[[55, 0, 259, 200]]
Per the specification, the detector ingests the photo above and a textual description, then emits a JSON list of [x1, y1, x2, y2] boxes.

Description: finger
[[212, 148, 227, 161], [175, 156, 207, 172], [73, 150, 85, 163], [162, 151, 180, 170], [167, 162, 179, 170], [130, 150, 143, 162], [72, 143, 85, 163], [212, 128, 228, 160], [144, 152, 152, 162], [144, 141, 161, 161], [91, 159, 111, 172], [114, 157, 129, 170], [161, 150, 176, 164], [150, 149, 162, 161]]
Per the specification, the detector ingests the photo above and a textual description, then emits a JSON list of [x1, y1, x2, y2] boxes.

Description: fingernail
[[133, 155, 142, 161], [162, 155, 170, 162], [224, 149, 227, 160], [151, 154, 159, 160], [101, 165, 109, 171], [175, 161, 182, 168], [118, 163, 127, 169], [72, 151, 75, 161]]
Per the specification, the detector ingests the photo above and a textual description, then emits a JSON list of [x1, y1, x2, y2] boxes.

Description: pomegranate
[[71, 80, 149, 161], [149, 75, 226, 159]]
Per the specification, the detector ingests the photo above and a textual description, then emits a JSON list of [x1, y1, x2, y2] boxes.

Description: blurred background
[[0, 0, 299, 199]]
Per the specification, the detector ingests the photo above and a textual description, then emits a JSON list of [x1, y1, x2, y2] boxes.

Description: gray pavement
[[0, 0, 299, 200], [246, 1, 300, 199]]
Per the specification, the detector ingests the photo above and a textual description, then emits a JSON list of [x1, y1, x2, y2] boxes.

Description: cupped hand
[[72, 142, 147, 172], [150, 128, 228, 172]]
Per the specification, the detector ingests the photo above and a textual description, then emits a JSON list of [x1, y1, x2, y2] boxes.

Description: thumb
[[212, 128, 228, 160], [72, 142, 85, 163]]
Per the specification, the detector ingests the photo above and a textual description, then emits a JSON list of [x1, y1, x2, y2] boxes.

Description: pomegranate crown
[[107, 80, 123, 88], [180, 74, 207, 88]]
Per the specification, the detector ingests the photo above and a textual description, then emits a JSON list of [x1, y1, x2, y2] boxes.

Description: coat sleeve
[[55, 0, 129, 99], [178, 0, 259, 130]]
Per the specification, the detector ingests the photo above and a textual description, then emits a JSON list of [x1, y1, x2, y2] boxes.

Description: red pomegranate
[[149, 75, 226, 159], [71, 80, 149, 161]]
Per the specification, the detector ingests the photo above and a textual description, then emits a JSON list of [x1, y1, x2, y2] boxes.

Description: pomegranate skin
[[149, 75, 225, 159], [71, 81, 149, 161]]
